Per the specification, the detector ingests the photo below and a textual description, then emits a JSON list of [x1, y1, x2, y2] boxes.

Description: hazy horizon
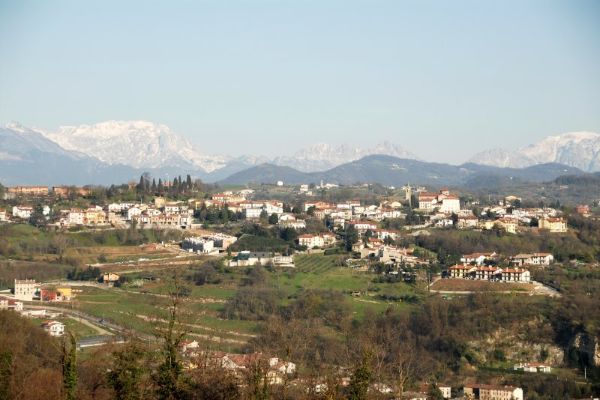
[[1, 0, 599, 163]]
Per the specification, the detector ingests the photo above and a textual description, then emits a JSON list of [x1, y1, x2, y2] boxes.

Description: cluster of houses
[[1, 280, 68, 337], [178, 339, 524, 399], [415, 192, 569, 234], [182, 233, 238, 254], [459, 252, 554, 267], [418, 189, 461, 213], [12, 279, 73, 302], [446, 251, 554, 283], [303, 199, 404, 227], [180, 340, 296, 384], [1, 185, 576, 239]]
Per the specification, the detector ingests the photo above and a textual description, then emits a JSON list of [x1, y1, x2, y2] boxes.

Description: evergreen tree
[[344, 224, 358, 252], [268, 213, 278, 225], [347, 353, 372, 400], [221, 205, 230, 224], [427, 383, 444, 400], [259, 210, 269, 224], [29, 203, 47, 227], [107, 341, 147, 400], [137, 175, 145, 193], [62, 333, 77, 400], [0, 352, 12, 400]]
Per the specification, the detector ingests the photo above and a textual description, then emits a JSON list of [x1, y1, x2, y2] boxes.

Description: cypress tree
[[62, 333, 77, 400]]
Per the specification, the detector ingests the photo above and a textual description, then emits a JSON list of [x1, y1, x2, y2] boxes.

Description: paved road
[[78, 335, 125, 348]]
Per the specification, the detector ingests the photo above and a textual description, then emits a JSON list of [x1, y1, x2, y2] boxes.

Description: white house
[[244, 208, 264, 219], [67, 209, 85, 225], [182, 237, 215, 254], [264, 202, 284, 216], [439, 196, 460, 214], [14, 279, 37, 301], [164, 202, 182, 213], [514, 362, 552, 373], [348, 221, 378, 233], [41, 320, 65, 337], [463, 384, 523, 400], [12, 206, 33, 219], [279, 220, 307, 230], [298, 234, 325, 248], [510, 253, 554, 266], [501, 268, 531, 282], [418, 190, 461, 214], [127, 206, 142, 221], [461, 252, 498, 266]]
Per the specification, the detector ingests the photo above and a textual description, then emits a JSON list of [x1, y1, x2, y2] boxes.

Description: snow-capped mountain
[[40, 121, 419, 173], [272, 141, 419, 172], [43, 120, 228, 173], [470, 132, 600, 172], [0, 122, 147, 186], [0, 122, 84, 161]]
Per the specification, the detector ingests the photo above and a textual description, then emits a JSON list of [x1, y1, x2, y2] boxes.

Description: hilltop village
[[1, 178, 599, 399]]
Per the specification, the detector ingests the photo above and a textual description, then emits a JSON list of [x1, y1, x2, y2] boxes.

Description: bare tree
[[153, 273, 191, 400]]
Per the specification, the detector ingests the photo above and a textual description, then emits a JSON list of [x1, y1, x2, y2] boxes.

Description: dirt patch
[[431, 279, 533, 292]]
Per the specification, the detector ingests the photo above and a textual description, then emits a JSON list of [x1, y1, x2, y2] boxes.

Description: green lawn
[[31, 316, 98, 339], [272, 254, 421, 313]]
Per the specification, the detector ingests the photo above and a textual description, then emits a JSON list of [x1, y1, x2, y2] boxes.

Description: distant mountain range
[[38, 120, 419, 175], [470, 131, 600, 171], [271, 142, 418, 172], [219, 155, 584, 187], [0, 120, 599, 186]]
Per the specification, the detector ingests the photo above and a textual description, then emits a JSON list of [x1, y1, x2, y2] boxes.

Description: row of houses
[[460, 252, 554, 267], [303, 200, 404, 227], [297, 233, 337, 248], [227, 251, 295, 268], [5, 185, 91, 197], [13, 279, 73, 302], [447, 265, 531, 282]]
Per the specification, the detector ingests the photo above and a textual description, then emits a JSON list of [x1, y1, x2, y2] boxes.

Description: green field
[[273, 254, 420, 311], [58, 253, 423, 351], [31, 316, 99, 339]]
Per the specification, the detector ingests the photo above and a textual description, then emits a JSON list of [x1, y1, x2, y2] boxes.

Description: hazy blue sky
[[1, 0, 599, 163]]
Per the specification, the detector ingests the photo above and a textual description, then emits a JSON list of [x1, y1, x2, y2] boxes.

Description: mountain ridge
[[218, 154, 585, 187], [1, 121, 598, 186], [470, 131, 600, 172]]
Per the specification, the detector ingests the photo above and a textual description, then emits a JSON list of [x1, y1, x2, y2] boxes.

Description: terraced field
[[294, 254, 340, 273], [65, 285, 256, 352]]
